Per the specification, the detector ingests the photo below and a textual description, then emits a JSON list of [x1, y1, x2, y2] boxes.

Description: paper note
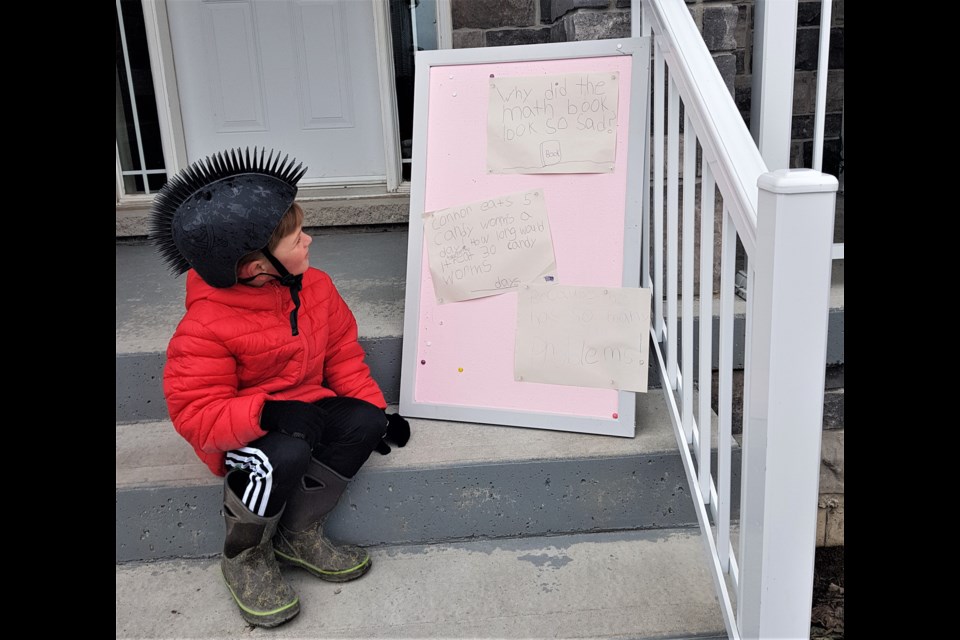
[[515, 284, 651, 392], [423, 189, 558, 304], [488, 72, 619, 174]]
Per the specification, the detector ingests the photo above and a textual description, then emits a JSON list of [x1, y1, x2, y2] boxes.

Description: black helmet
[[149, 147, 307, 288]]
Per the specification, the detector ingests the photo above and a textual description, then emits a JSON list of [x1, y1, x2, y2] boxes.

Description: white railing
[[637, 2, 837, 638]]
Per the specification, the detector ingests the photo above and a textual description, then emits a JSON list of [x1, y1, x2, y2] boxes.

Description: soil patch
[[811, 546, 844, 639]]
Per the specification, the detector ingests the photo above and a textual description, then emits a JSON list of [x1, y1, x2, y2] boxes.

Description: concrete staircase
[[117, 225, 842, 638]]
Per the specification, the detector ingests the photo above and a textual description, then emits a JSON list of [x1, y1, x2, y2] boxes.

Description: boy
[[149, 148, 410, 627]]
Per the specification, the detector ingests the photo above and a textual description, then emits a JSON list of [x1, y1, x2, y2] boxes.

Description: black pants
[[224, 397, 386, 517]]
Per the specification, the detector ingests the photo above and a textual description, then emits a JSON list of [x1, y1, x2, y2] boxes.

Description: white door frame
[[123, 0, 449, 201], [371, 0, 402, 192], [435, 0, 454, 49]]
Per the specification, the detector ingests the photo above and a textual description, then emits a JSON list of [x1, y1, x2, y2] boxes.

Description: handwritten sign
[[515, 284, 651, 392], [423, 189, 558, 304], [487, 71, 619, 174]]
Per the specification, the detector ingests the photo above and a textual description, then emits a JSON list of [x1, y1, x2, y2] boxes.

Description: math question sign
[[400, 38, 651, 437], [488, 72, 620, 174]]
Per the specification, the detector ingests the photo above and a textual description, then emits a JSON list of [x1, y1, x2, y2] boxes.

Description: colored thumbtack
[[420, 360, 426, 365], [612, 413, 619, 419]]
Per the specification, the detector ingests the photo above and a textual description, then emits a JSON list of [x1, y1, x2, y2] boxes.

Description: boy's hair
[[237, 202, 305, 271]]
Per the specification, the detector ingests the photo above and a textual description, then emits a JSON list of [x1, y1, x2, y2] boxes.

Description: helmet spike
[[291, 163, 307, 184]]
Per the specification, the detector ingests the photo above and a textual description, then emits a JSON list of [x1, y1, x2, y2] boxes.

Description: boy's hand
[[260, 400, 325, 448], [374, 412, 411, 455]]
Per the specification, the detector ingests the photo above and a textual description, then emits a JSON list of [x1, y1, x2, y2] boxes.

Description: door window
[[392, 0, 442, 182]]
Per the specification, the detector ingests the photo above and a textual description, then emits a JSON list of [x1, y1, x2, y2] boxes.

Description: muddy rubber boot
[[221, 472, 300, 627], [273, 459, 371, 582]]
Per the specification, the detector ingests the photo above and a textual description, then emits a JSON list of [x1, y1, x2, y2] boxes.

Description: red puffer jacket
[[164, 268, 387, 476]]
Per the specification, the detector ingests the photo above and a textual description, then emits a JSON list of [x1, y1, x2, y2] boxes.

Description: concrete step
[[116, 528, 727, 639], [117, 393, 737, 562]]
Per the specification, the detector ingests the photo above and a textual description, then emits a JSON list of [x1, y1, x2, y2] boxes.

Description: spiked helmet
[[149, 148, 307, 288]]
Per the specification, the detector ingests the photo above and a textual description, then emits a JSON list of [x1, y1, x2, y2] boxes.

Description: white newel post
[[750, 0, 797, 171], [737, 169, 837, 639]]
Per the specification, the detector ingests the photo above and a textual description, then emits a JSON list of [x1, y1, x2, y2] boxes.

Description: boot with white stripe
[[221, 471, 300, 627]]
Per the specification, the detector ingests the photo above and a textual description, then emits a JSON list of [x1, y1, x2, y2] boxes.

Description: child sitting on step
[[149, 147, 410, 628]]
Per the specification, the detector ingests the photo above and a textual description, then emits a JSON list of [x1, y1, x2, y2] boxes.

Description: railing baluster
[[738, 257, 753, 597], [728, 545, 740, 593], [641, 51, 652, 291], [666, 76, 680, 389], [717, 204, 737, 573], [698, 161, 715, 503], [812, 0, 833, 172], [681, 112, 696, 445], [653, 40, 665, 340]]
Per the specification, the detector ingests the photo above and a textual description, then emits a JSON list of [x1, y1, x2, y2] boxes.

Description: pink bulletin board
[[399, 39, 650, 437]]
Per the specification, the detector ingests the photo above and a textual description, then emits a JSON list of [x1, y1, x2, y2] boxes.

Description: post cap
[[757, 169, 839, 194]]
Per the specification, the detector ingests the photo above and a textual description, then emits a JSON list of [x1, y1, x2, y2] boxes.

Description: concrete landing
[[116, 528, 727, 639]]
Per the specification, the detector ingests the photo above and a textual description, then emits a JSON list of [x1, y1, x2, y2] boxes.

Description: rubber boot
[[221, 472, 300, 627], [273, 458, 371, 582]]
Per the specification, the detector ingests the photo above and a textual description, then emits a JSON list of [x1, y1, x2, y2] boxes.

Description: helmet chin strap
[[238, 247, 303, 336]]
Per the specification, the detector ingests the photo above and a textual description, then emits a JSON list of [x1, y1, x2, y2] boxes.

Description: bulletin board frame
[[399, 38, 651, 436]]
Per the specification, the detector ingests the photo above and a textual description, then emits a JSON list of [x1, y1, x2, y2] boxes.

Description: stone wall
[[451, 0, 845, 178]]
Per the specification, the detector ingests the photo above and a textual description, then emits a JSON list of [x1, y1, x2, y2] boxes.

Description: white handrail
[[639, 2, 838, 638], [642, 0, 767, 255]]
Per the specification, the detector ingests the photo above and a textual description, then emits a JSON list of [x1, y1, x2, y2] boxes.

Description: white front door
[[167, 0, 387, 186]]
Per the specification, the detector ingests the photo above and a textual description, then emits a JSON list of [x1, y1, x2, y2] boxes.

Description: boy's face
[[271, 226, 312, 276]]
